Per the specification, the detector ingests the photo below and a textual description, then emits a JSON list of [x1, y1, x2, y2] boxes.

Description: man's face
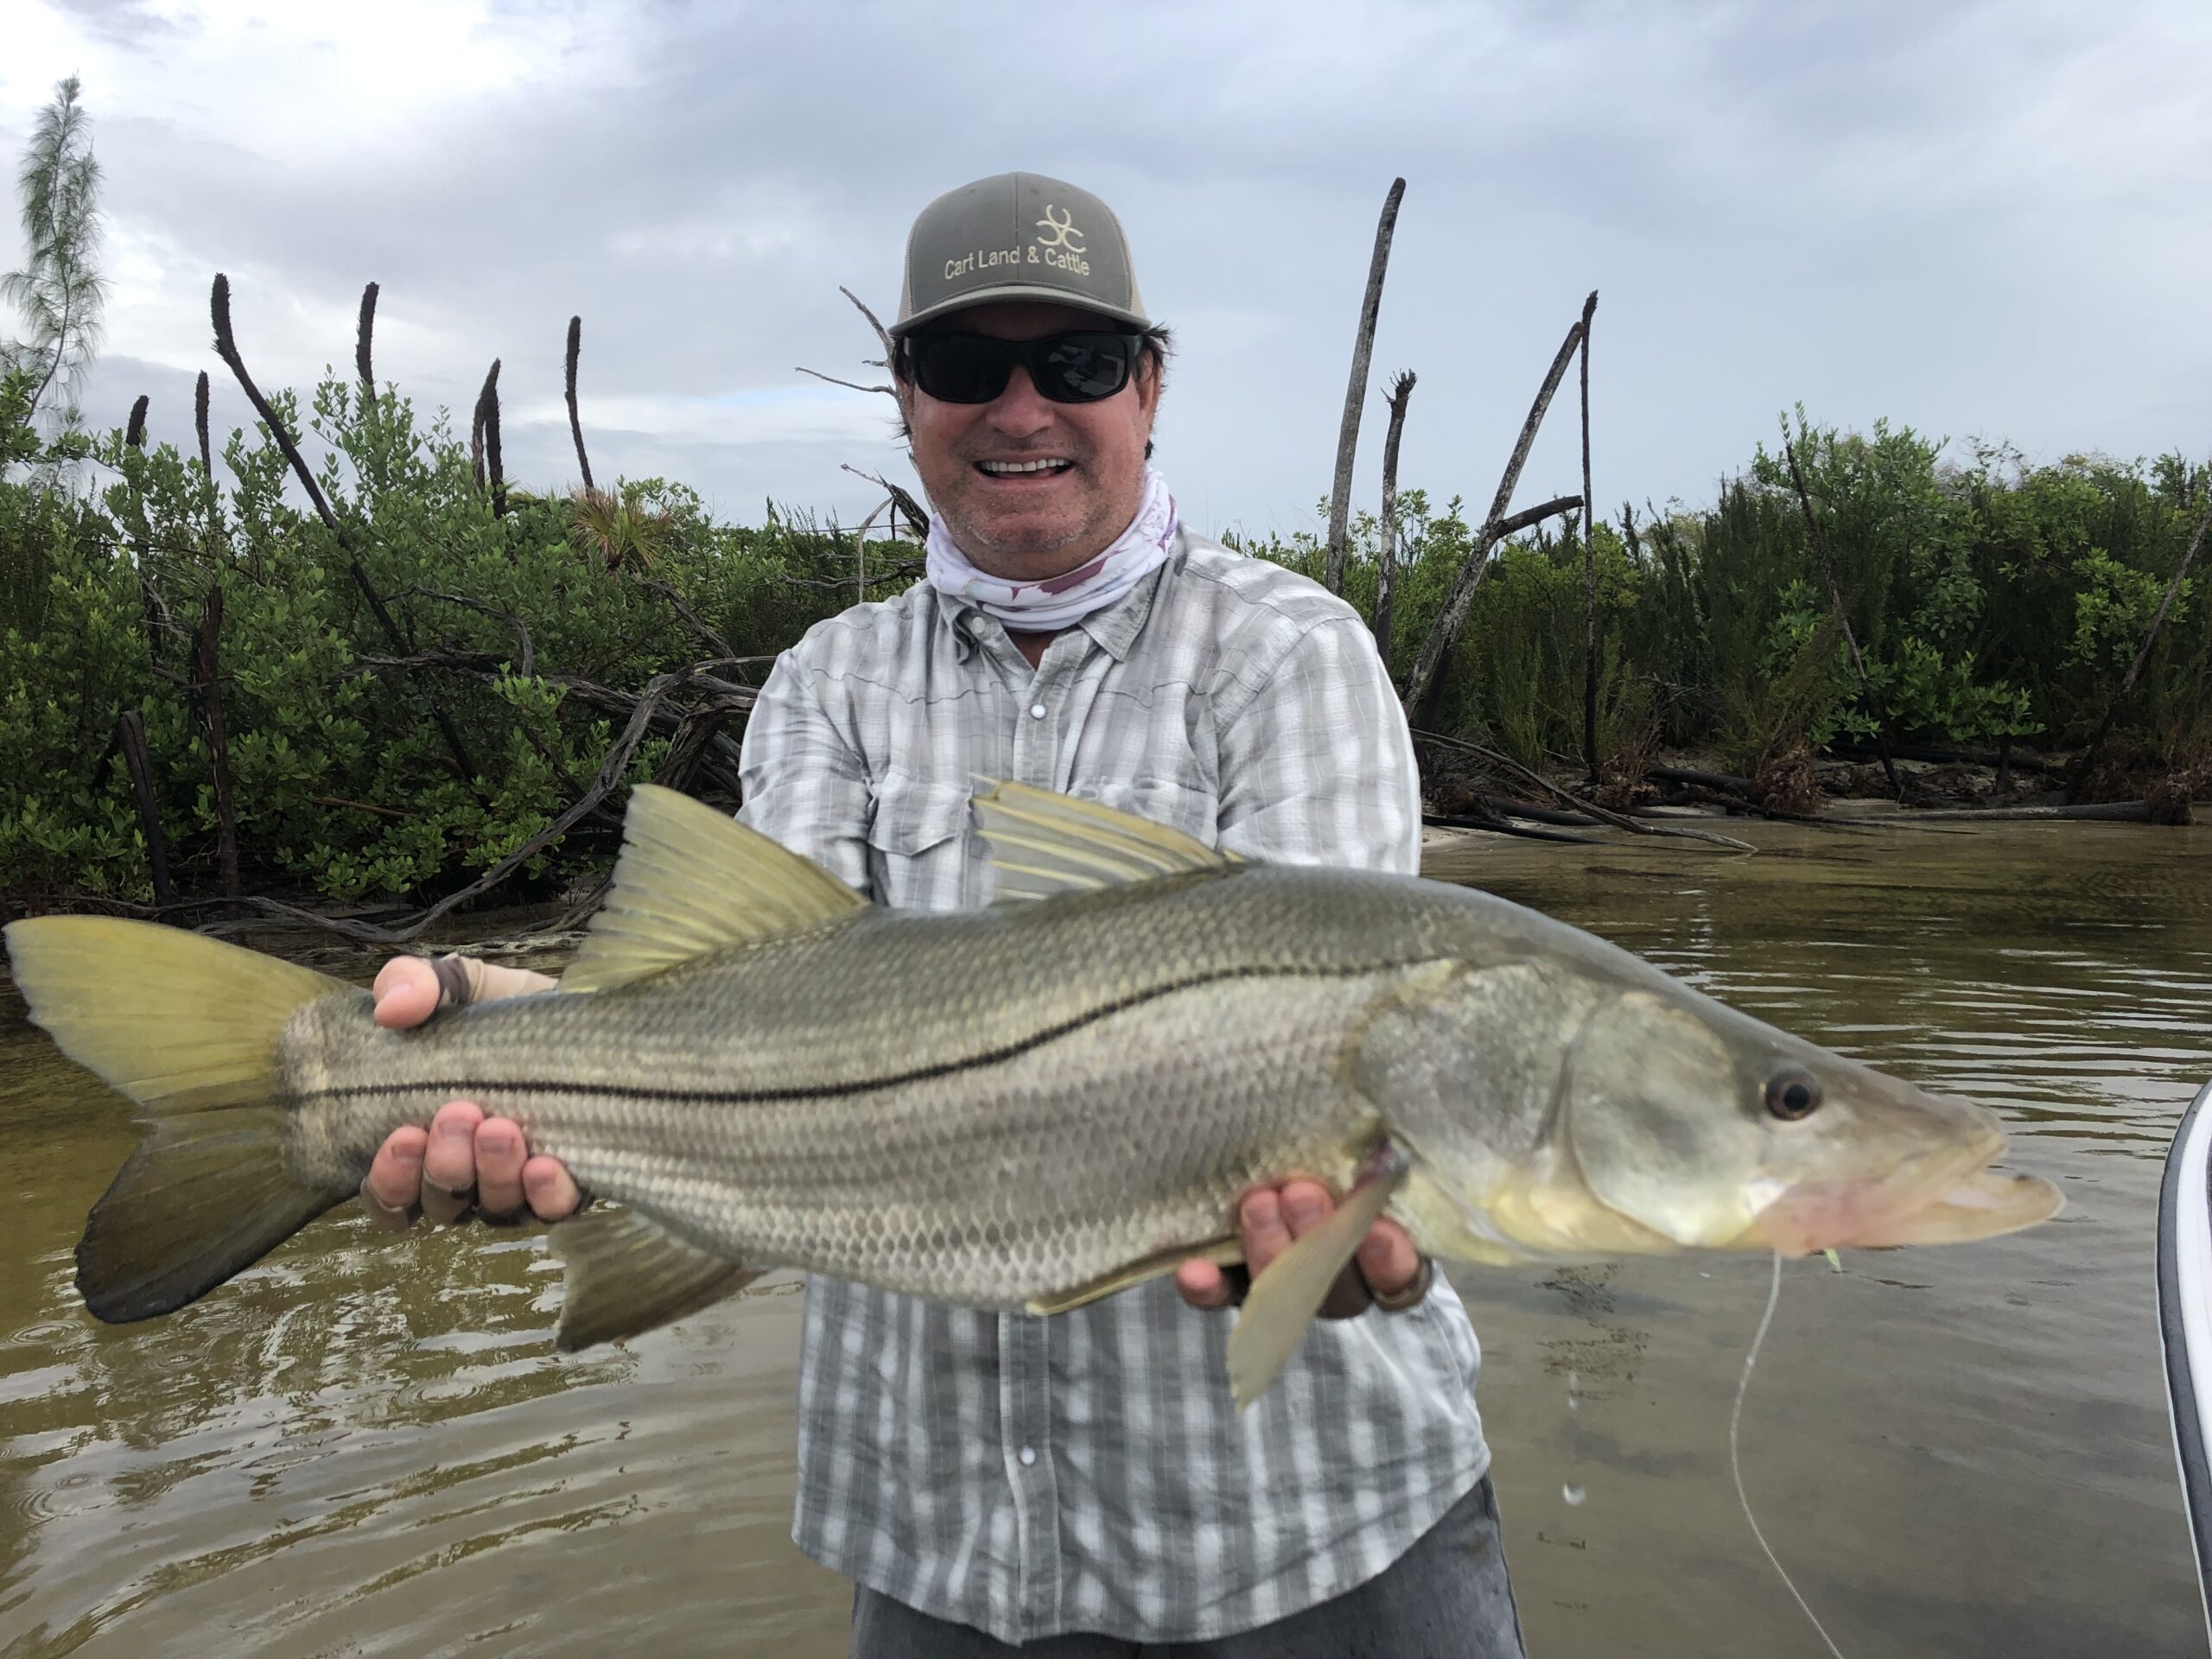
[[898, 301, 1159, 581]]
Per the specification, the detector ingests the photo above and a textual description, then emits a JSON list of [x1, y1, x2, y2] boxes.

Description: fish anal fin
[[1226, 1144, 1412, 1411], [550, 1205, 761, 1350], [1027, 1235, 1242, 1316], [563, 784, 866, 994], [974, 779, 1241, 902]]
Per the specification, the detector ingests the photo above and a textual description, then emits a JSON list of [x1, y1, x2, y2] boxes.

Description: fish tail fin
[[3, 917, 358, 1323]]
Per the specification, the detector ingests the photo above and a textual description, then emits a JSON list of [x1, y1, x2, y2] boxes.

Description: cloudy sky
[[5, 0, 2208, 541]]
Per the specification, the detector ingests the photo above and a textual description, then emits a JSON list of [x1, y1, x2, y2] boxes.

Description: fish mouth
[[1732, 1113, 2058, 1254]]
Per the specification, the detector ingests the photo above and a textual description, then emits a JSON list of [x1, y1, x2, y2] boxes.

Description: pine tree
[[2, 76, 105, 435]]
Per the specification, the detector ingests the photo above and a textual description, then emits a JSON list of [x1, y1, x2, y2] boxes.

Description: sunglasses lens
[[909, 336, 1014, 404], [906, 332, 1139, 405], [1034, 334, 1135, 403]]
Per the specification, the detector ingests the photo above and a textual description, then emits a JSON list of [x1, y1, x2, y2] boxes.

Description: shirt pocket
[[865, 772, 976, 909]]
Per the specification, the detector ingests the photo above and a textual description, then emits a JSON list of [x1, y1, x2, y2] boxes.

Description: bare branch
[[1401, 310, 1587, 717], [566, 315, 594, 491], [474, 358, 505, 518], [841, 284, 895, 360], [842, 462, 928, 535], [1325, 177, 1406, 595], [1373, 368, 1416, 661], [1413, 728, 1756, 853], [1578, 289, 1599, 785], [209, 271, 483, 788], [799, 365, 896, 397], [356, 281, 378, 405], [194, 370, 211, 474]]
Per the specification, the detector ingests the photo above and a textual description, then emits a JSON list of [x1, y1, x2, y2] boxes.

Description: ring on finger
[[359, 1178, 422, 1233]]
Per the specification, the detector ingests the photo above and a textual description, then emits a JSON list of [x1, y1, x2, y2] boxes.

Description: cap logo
[[1034, 205, 1085, 253]]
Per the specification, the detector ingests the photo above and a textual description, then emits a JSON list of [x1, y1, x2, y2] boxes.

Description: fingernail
[[1283, 1193, 1326, 1228], [438, 1119, 472, 1141], [479, 1128, 514, 1156], [393, 1142, 422, 1166]]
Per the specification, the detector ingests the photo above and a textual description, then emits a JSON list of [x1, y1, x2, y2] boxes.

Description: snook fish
[[4, 783, 2062, 1406]]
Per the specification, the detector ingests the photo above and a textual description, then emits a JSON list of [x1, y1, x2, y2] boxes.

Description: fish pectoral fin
[[973, 779, 1241, 902], [550, 1206, 762, 1350], [1027, 1235, 1243, 1316], [1226, 1144, 1412, 1412], [562, 784, 867, 994]]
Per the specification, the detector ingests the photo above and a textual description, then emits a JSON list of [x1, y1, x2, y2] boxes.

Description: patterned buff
[[925, 467, 1179, 632]]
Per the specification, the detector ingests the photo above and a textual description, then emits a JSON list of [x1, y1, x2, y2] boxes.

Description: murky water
[[3, 821, 2208, 1656]]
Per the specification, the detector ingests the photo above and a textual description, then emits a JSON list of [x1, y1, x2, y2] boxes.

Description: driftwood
[[1577, 289, 1599, 785], [1783, 436, 1899, 797], [1413, 728, 1755, 852], [1827, 801, 2158, 823], [1401, 305, 1590, 717], [209, 273, 484, 792], [356, 282, 378, 406], [1423, 811, 1601, 847], [2069, 467, 2212, 800], [1324, 177, 1406, 596], [566, 315, 594, 490], [1373, 369, 1415, 659]]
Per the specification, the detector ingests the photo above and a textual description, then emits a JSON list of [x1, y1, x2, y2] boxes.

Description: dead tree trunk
[[356, 281, 378, 406], [474, 359, 505, 518], [123, 397, 165, 666], [115, 709, 172, 906], [2069, 470, 2212, 799], [1578, 289, 1599, 786], [1373, 370, 1416, 663], [1401, 309, 1589, 719], [566, 315, 594, 491], [1783, 436, 1899, 797], [194, 371, 212, 475], [1324, 177, 1406, 596]]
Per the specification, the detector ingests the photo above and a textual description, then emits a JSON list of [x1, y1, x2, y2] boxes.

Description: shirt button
[[1019, 1446, 1038, 1466], [1028, 702, 1046, 720]]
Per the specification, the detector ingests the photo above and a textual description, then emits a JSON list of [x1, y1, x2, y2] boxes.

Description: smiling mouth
[[976, 459, 1073, 477]]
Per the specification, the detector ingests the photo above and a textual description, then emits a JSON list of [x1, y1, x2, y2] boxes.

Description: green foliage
[[1244, 412, 2208, 775], [0, 368, 900, 903]]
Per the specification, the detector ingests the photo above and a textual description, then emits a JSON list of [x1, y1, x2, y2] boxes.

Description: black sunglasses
[[900, 330, 1143, 405]]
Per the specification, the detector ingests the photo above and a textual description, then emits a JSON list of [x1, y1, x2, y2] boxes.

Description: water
[[2, 820, 2208, 1655]]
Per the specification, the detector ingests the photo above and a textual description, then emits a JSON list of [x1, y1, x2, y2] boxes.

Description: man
[[363, 173, 1523, 1657]]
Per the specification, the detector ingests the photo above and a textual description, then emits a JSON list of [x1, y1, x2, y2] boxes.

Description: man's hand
[[1174, 1179, 1426, 1318], [359, 956, 582, 1228]]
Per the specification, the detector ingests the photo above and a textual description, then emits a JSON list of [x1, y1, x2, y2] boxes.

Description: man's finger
[[474, 1117, 528, 1219], [523, 1155, 584, 1222], [1239, 1187, 1294, 1277], [1277, 1179, 1335, 1237], [422, 1099, 484, 1222], [1355, 1218, 1424, 1300], [362, 1126, 428, 1231], [1176, 1258, 1234, 1311], [372, 957, 441, 1031]]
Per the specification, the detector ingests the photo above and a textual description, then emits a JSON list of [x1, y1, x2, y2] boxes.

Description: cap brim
[[888, 287, 1153, 339]]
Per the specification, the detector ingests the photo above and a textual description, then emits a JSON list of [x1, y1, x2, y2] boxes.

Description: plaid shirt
[[736, 531, 1491, 1645]]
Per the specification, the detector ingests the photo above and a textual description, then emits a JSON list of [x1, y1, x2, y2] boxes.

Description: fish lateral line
[[312, 956, 1443, 1109]]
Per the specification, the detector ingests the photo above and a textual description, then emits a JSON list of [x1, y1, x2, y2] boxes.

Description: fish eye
[[1764, 1069, 1822, 1121]]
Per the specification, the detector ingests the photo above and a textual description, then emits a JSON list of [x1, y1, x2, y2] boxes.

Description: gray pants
[[850, 1475, 1526, 1658]]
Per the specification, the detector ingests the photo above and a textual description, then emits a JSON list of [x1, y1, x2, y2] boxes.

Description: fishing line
[[1730, 1252, 1846, 1659]]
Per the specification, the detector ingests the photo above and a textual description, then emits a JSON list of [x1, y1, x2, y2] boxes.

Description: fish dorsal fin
[[563, 784, 867, 993], [974, 779, 1240, 902]]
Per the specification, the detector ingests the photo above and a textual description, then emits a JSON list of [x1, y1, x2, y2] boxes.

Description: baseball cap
[[889, 172, 1152, 340]]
